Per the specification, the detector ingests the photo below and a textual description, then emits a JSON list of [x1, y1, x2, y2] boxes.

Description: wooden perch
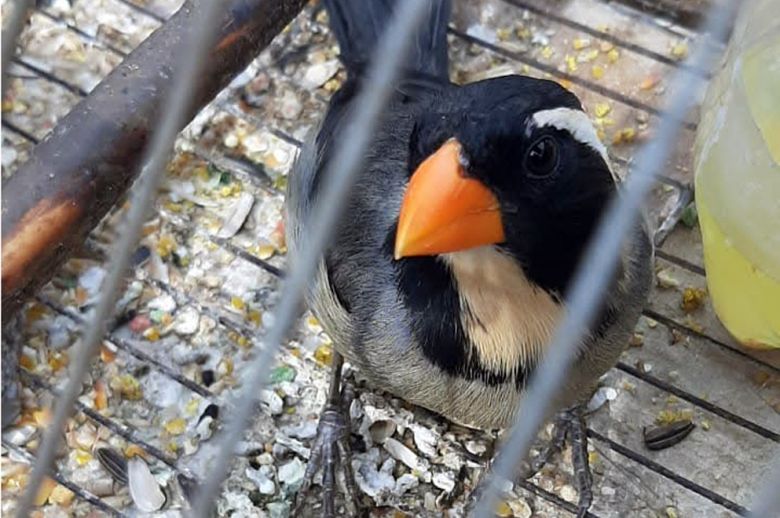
[[1, 0, 307, 320]]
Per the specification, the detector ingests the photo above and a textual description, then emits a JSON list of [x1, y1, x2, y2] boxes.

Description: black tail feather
[[322, 0, 451, 80]]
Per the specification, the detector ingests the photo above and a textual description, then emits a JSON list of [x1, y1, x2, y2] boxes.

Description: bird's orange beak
[[394, 139, 505, 260]]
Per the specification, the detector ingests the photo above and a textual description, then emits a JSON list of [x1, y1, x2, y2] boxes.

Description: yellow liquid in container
[[694, 0, 780, 349]]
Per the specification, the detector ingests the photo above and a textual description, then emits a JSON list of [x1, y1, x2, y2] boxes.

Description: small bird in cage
[[286, 0, 654, 516]]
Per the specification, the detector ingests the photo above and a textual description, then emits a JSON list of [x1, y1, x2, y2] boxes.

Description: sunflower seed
[[96, 447, 128, 485], [643, 419, 695, 450]]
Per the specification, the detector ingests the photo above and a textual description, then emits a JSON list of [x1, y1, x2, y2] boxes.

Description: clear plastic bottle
[[693, 0, 780, 349]]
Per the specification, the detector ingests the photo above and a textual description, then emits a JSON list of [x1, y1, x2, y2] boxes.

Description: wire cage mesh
[[1, 0, 779, 517]]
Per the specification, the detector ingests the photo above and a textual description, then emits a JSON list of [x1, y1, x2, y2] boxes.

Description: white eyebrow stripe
[[532, 107, 617, 182]]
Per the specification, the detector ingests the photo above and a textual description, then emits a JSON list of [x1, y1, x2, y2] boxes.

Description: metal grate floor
[[2, 0, 779, 516]]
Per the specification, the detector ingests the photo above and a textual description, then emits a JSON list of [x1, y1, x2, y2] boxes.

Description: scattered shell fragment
[[49, 484, 76, 506], [560, 484, 578, 502], [432, 471, 455, 493], [656, 408, 693, 425], [587, 386, 618, 412], [35, 477, 58, 506], [670, 41, 689, 59], [302, 59, 340, 89], [278, 90, 303, 120], [164, 417, 187, 435], [495, 500, 514, 517], [94, 380, 108, 410], [640, 75, 660, 90], [656, 268, 681, 289], [629, 333, 644, 347], [5, 425, 37, 446], [369, 419, 397, 444], [127, 457, 166, 512], [354, 449, 396, 500], [216, 192, 255, 238], [148, 293, 176, 312], [465, 440, 487, 457], [409, 423, 439, 458], [277, 458, 305, 489], [572, 37, 591, 50], [261, 389, 284, 415], [246, 467, 276, 495], [394, 473, 419, 495], [174, 306, 200, 335], [594, 103, 611, 118], [383, 438, 427, 472], [509, 498, 533, 518]]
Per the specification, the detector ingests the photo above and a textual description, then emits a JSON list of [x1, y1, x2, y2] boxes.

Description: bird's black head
[[395, 76, 618, 296]]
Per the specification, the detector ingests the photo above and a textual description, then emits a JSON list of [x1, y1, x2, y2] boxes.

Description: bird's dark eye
[[524, 135, 559, 178]]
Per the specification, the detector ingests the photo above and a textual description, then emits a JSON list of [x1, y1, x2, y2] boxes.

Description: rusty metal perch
[[1, 0, 307, 321]]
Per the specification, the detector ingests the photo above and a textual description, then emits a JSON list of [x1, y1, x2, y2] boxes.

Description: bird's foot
[[520, 406, 593, 518], [292, 353, 360, 518]]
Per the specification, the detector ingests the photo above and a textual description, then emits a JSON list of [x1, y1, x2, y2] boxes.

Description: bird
[[285, 0, 654, 516]]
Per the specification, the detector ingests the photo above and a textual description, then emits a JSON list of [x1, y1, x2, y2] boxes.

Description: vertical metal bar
[[748, 457, 780, 518], [187, 1, 433, 515], [471, 2, 735, 516], [1, 0, 35, 97], [14, 2, 227, 515]]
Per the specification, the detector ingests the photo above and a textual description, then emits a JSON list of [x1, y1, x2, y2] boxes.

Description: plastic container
[[693, 0, 780, 349]]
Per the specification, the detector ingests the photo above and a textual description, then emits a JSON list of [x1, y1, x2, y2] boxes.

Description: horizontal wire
[[33, 7, 129, 56], [617, 362, 780, 441], [2, 119, 39, 143], [9, 5, 769, 473], [2, 440, 127, 517], [25, 6, 710, 286], [588, 429, 750, 515], [11, 2, 773, 516], [516, 479, 602, 517], [641, 309, 780, 375], [501, 0, 709, 76], [14, 55, 771, 514], [209, 236, 285, 278], [20, 371, 184, 474], [12, 57, 90, 96], [450, 27, 698, 131], [114, 0, 166, 23], [654, 249, 706, 275], [471, 1, 733, 515], [37, 295, 215, 399], [594, 0, 695, 39]]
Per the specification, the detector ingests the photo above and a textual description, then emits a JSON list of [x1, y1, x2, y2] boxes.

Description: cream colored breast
[[442, 246, 565, 376]]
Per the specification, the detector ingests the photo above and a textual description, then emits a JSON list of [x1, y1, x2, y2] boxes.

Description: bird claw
[[292, 354, 361, 518], [522, 406, 593, 518]]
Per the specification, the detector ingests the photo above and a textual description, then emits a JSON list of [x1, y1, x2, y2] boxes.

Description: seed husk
[[643, 419, 695, 450]]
